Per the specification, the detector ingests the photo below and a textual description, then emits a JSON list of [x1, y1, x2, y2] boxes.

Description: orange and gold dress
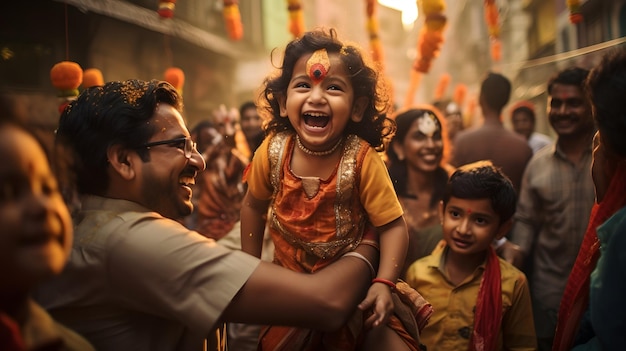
[[246, 131, 425, 350]]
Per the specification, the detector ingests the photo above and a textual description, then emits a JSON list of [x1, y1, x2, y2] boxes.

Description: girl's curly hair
[[257, 28, 394, 151]]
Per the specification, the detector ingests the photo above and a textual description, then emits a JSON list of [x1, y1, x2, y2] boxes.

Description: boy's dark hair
[[547, 66, 590, 95], [443, 161, 517, 223], [259, 28, 394, 150], [480, 72, 511, 112], [586, 47, 626, 158], [56, 79, 181, 196]]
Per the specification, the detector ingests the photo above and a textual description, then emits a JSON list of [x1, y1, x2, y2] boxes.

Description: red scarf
[[553, 162, 626, 351], [469, 246, 502, 351], [0, 312, 25, 351]]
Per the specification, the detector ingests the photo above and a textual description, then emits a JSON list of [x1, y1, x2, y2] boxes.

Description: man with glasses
[[35, 79, 382, 351]]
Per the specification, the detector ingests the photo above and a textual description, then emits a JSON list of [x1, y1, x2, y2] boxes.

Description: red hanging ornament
[[567, 0, 583, 24], [50, 61, 83, 114], [158, 0, 176, 19]]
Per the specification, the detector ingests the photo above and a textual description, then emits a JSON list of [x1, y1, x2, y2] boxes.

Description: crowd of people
[[1, 27, 625, 351]]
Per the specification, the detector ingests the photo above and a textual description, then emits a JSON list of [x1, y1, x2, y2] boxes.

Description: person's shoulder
[[497, 256, 529, 284], [532, 132, 552, 143], [526, 143, 555, 166], [453, 125, 482, 143]]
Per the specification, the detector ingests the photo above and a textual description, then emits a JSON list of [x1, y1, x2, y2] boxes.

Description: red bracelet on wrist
[[372, 278, 396, 290]]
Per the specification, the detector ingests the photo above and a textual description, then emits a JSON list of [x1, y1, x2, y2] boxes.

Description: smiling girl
[[241, 29, 426, 351]]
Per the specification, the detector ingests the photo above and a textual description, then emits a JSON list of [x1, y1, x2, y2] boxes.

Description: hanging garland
[[365, 0, 384, 66], [223, 0, 243, 40], [414, 0, 447, 74], [433, 72, 450, 101], [484, 0, 501, 63], [157, 0, 176, 19], [452, 83, 467, 109], [286, 0, 305, 38], [50, 61, 83, 114], [567, 0, 583, 24], [403, 0, 447, 109]]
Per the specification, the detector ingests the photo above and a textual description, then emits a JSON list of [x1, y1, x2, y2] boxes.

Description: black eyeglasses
[[138, 137, 197, 159]]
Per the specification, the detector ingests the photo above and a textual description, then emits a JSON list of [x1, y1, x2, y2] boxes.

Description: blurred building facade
[[0, 0, 270, 128], [2, 0, 625, 131]]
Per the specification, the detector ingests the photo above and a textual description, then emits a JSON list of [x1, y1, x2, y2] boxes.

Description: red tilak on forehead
[[306, 49, 330, 84], [466, 209, 472, 215]]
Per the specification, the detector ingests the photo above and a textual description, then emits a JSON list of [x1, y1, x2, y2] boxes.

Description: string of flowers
[[452, 83, 467, 110], [286, 0, 305, 38], [50, 61, 83, 114], [223, 0, 243, 41], [567, 0, 583, 24], [403, 0, 447, 109], [433, 72, 450, 101], [484, 0, 501, 63], [365, 0, 384, 67]]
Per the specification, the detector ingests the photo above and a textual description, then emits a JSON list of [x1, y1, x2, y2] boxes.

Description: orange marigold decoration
[[164, 67, 185, 95], [403, 0, 447, 109], [567, 0, 583, 24], [286, 0, 305, 38], [452, 83, 467, 108], [433, 72, 450, 100], [82, 68, 104, 89], [158, 0, 176, 19], [465, 95, 477, 127], [223, 0, 243, 41], [484, 0, 501, 63], [50, 61, 83, 114], [365, 0, 384, 66]]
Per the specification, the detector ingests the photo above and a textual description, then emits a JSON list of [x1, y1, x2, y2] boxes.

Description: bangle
[[372, 278, 396, 290], [342, 252, 376, 279], [359, 239, 380, 252]]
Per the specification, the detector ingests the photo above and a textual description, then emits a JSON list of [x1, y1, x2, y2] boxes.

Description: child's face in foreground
[[0, 125, 73, 293], [439, 196, 507, 256], [279, 49, 365, 152]]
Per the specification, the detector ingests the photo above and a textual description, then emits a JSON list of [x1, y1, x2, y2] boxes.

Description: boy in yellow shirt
[[406, 161, 537, 351]]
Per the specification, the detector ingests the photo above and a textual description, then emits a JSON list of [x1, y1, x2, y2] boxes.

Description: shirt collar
[[80, 195, 152, 213]]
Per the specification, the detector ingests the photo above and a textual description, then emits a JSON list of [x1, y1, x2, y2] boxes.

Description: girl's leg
[[361, 325, 412, 351]]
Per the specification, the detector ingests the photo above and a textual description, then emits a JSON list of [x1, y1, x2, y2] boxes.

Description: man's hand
[[494, 238, 525, 269]]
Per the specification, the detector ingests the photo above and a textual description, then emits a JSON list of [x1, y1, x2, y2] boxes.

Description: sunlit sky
[[378, 0, 419, 28]]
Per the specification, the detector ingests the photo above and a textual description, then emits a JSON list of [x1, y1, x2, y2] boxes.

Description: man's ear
[[107, 144, 136, 180], [495, 218, 513, 240], [351, 97, 368, 123], [277, 94, 288, 117]]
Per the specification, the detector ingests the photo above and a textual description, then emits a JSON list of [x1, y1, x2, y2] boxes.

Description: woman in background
[[387, 106, 455, 279]]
